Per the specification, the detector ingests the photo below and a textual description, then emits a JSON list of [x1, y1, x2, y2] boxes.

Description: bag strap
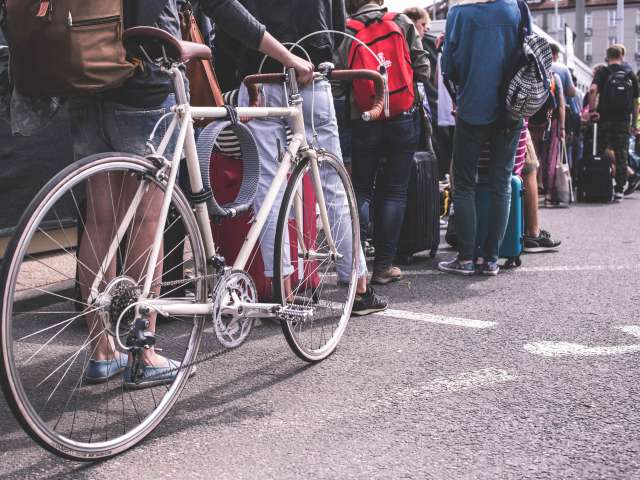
[[346, 18, 366, 33], [196, 120, 260, 217], [516, 0, 531, 42], [180, 2, 224, 107], [382, 12, 398, 22]]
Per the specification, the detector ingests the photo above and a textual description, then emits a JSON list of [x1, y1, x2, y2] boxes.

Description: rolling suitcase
[[475, 175, 524, 268], [210, 153, 318, 300], [396, 150, 440, 264], [577, 123, 613, 203]]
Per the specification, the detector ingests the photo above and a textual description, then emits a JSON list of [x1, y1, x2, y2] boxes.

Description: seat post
[[170, 66, 189, 106]]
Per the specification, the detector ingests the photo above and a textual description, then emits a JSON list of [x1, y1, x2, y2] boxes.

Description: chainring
[[211, 270, 257, 348]]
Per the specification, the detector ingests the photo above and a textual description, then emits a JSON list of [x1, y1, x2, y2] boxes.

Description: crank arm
[[299, 250, 344, 261]]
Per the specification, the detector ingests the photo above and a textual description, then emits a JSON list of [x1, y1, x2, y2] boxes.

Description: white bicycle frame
[[88, 66, 339, 320]]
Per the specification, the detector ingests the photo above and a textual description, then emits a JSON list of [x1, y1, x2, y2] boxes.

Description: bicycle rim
[[0, 153, 207, 460], [274, 152, 359, 362]]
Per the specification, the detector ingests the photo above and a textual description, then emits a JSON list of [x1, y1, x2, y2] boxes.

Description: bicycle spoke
[[17, 306, 100, 342]]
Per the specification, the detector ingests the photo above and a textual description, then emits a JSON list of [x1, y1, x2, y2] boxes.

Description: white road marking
[[364, 368, 516, 413], [396, 264, 640, 277], [524, 325, 640, 357], [375, 308, 496, 329], [414, 367, 516, 397], [618, 325, 640, 339]]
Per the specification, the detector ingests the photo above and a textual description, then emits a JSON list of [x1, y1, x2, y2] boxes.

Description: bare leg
[[78, 172, 121, 361], [120, 176, 166, 367], [79, 173, 169, 366], [523, 167, 540, 237]]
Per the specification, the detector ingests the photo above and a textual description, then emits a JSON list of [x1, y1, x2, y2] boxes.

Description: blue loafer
[[85, 353, 128, 384], [123, 359, 195, 390]]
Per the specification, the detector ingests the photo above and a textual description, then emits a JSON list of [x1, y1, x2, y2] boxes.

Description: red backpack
[[347, 12, 415, 119]]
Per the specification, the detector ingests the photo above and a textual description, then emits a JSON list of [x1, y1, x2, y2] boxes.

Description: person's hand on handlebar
[[258, 31, 314, 87], [284, 54, 314, 87]]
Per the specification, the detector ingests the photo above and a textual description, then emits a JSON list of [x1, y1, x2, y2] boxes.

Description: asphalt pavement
[[2, 197, 640, 479]]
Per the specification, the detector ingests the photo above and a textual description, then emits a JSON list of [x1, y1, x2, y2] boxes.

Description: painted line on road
[[401, 367, 517, 399], [419, 367, 516, 395], [524, 325, 640, 357], [397, 264, 640, 277], [524, 341, 640, 357], [375, 308, 496, 329]]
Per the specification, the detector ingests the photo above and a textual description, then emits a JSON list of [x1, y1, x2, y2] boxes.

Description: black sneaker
[[624, 176, 640, 196], [351, 287, 388, 316], [523, 229, 561, 253]]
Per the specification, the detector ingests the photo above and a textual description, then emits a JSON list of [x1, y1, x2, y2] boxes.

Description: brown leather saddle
[[123, 26, 211, 65]]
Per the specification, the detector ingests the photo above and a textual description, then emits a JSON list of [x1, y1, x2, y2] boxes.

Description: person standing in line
[[71, 0, 316, 388], [437, 0, 526, 276], [588, 45, 640, 201], [550, 43, 576, 103], [233, 0, 389, 315], [335, 0, 430, 285], [404, 6, 436, 155]]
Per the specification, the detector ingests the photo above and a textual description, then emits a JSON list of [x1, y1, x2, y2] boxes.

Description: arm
[[587, 83, 598, 115], [397, 14, 430, 83], [201, 0, 313, 84], [564, 70, 576, 98], [200, 0, 265, 50], [332, 0, 347, 38], [258, 32, 313, 84], [558, 90, 566, 139], [331, 34, 352, 98], [440, 12, 457, 85], [631, 72, 639, 132]]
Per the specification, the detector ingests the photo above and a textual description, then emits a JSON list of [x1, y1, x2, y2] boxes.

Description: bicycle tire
[[273, 151, 359, 362], [0, 153, 207, 461]]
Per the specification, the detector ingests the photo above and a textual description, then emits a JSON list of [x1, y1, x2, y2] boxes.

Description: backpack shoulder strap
[[346, 17, 366, 33], [516, 0, 531, 41]]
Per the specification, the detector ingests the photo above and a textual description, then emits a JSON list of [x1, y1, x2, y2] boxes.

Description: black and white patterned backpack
[[504, 1, 552, 120]]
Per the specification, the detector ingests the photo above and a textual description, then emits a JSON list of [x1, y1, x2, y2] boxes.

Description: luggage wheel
[[503, 257, 522, 269]]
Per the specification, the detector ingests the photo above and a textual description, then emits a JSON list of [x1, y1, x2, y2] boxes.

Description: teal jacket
[[441, 0, 526, 125]]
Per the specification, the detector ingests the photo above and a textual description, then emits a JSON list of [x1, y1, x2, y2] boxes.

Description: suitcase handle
[[593, 123, 598, 157]]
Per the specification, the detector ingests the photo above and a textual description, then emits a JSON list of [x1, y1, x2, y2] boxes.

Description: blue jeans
[[238, 79, 367, 281], [452, 117, 523, 262], [351, 111, 420, 270]]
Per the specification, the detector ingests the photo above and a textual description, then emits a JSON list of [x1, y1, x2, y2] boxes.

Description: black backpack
[[602, 68, 633, 114]]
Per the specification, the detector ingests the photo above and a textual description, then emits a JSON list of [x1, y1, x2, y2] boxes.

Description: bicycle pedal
[[276, 304, 314, 323]]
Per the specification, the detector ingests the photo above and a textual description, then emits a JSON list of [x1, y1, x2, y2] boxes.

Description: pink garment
[[543, 119, 561, 196], [477, 119, 528, 177]]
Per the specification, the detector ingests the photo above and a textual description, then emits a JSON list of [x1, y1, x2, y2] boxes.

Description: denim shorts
[[68, 94, 176, 160]]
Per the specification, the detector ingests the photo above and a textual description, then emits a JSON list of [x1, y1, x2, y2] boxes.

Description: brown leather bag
[[6, 0, 136, 96], [179, 2, 224, 123]]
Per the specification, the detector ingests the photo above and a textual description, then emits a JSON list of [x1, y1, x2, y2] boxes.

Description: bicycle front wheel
[[0, 153, 207, 460], [274, 151, 360, 362]]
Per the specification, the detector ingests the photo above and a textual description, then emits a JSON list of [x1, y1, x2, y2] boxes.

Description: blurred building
[[527, 1, 640, 70]]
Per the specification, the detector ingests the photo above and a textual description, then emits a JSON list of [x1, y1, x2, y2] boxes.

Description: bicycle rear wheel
[[274, 151, 359, 362], [0, 153, 207, 460]]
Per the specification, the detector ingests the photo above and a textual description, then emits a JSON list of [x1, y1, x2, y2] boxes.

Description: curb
[[13, 279, 76, 313]]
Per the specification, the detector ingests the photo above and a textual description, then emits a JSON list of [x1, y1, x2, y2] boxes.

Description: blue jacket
[[441, 0, 526, 125]]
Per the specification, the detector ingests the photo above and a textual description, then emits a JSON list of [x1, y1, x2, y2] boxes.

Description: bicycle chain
[[150, 271, 219, 290], [119, 270, 273, 385]]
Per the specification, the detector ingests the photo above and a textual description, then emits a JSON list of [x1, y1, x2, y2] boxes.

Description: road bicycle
[[0, 27, 385, 460]]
